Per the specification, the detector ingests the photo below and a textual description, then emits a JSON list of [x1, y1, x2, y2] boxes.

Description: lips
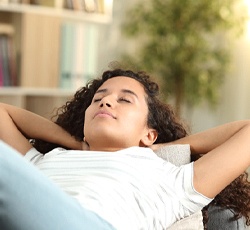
[[94, 110, 116, 119]]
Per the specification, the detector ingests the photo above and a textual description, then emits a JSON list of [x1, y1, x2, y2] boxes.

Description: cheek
[[125, 109, 148, 128], [83, 107, 92, 132], [84, 105, 93, 120]]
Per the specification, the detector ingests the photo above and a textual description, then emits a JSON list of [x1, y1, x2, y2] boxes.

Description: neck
[[85, 138, 140, 152], [89, 146, 125, 152]]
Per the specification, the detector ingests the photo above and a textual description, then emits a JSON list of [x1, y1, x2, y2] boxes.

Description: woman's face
[[84, 76, 157, 151]]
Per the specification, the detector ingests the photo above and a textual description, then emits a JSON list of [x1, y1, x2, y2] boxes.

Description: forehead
[[99, 76, 145, 93]]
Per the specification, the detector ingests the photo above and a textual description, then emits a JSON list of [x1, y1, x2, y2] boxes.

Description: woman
[[0, 69, 249, 229], [35, 68, 250, 228]]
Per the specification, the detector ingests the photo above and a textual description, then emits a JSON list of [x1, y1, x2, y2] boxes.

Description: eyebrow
[[95, 88, 138, 98]]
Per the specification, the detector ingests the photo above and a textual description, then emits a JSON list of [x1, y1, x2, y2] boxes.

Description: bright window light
[[245, 0, 250, 39]]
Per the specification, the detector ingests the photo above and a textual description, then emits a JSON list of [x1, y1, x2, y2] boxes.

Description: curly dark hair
[[33, 68, 250, 228], [202, 172, 250, 229]]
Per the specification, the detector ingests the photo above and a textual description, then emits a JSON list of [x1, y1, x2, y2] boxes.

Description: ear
[[140, 129, 158, 147]]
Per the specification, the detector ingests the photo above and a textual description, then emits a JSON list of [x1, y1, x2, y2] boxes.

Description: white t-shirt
[[25, 146, 212, 230]]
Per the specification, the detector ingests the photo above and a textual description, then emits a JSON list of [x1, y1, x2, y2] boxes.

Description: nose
[[99, 96, 112, 108], [100, 102, 111, 108]]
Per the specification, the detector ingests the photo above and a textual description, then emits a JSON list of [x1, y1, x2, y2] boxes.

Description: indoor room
[[0, 0, 249, 229]]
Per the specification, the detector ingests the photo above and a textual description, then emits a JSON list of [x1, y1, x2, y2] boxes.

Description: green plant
[[121, 0, 247, 116]]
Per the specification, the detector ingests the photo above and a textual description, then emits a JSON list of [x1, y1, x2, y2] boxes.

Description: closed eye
[[93, 98, 101, 103], [118, 97, 131, 103]]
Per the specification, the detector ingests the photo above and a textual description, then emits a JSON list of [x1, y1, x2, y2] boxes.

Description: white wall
[[188, 33, 250, 133], [97, 0, 136, 73]]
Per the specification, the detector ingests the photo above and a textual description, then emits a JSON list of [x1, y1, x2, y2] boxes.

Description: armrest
[[207, 205, 247, 230]]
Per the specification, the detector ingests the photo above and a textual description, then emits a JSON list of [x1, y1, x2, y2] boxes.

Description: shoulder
[[24, 147, 68, 164]]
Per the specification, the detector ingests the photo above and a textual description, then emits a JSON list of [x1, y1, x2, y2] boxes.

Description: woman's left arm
[[150, 120, 250, 198], [151, 120, 250, 155], [193, 122, 250, 198]]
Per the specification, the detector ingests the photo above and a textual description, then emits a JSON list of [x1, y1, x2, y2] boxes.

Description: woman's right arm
[[0, 103, 82, 155]]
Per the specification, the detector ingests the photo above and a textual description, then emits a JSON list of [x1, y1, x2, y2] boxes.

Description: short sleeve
[[176, 162, 213, 212], [24, 147, 44, 164]]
